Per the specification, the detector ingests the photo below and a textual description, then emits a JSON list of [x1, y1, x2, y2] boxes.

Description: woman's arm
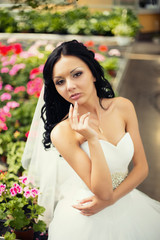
[[51, 102, 113, 201], [73, 98, 148, 215], [112, 98, 148, 202]]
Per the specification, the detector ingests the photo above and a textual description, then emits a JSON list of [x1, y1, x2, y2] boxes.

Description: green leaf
[[33, 220, 46, 232], [4, 232, 16, 240]]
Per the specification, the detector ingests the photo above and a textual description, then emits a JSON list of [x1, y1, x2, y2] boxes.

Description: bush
[[0, 7, 140, 36]]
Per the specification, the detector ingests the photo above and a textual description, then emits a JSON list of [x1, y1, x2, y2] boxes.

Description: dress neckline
[[81, 132, 130, 148]]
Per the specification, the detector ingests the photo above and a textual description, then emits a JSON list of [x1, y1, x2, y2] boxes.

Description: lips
[[70, 93, 81, 100]]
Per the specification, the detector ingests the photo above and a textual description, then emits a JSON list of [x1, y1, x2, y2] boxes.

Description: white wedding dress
[[47, 132, 160, 239]]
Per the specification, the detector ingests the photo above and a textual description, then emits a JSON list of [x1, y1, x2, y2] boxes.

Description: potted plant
[[111, 8, 141, 46], [0, 172, 46, 240]]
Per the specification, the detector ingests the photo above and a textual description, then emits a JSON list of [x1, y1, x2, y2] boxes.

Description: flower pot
[[15, 228, 34, 240], [116, 36, 133, 46]]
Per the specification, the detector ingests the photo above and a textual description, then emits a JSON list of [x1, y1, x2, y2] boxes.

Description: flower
[[27, 77, 43, 97], [0, 81, 2, 90], [0, 93, 11, 101], [25, 131, 29, 138], [4, 84, 14, 91], [1, 67, 9, 73], [14, 86, 26, 93], [98, 45, 108, 52], [0, 121, 8, 130], [0, 173, 46, 238], [94, 53, 105, 62], [108, 49, 121, 57], [12, 43, 23, 54], [19, 176, 28, 185], [84, 41, 94, 47], [7, 101, 20, 109], [9, 63, 26, 76]]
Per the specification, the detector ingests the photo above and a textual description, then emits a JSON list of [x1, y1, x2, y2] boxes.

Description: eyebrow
[[53, 67, 80, 79]]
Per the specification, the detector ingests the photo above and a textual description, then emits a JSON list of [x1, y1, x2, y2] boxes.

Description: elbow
[[93, 188, 113, 201]]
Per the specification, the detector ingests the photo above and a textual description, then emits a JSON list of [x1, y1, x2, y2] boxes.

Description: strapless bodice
[[57, 132, 134, 198], [81, 132, 134, 174]]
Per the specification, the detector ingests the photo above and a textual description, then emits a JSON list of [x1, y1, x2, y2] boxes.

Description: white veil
[[21, 85, 61, 226]]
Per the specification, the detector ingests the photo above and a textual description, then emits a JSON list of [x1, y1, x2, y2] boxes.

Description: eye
[[55, 79, 65, 86], [73, 71, 82, 78]]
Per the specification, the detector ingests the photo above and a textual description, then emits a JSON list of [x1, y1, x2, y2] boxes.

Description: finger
[[79, 112, 90, 125], [72, 202, 92, 210], [79, 196, 93, 204], [69, 104, 73, 125], [83, 114, 90, 127], [72, 101, 79, 126]]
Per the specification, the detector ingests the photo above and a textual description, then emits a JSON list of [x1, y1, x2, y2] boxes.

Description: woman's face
[[52, 55, 96, 105]]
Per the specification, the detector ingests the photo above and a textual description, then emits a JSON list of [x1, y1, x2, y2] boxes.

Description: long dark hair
[[41, 40, 115, 149]]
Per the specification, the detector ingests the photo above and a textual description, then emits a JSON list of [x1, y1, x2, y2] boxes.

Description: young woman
[[23, 40, 160, 239]]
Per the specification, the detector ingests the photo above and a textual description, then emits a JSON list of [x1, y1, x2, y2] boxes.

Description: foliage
[[0, 6, 140, 36], [0, 173, 46, 239], [0, 9, 17, 33], [6, 141, 26, 175]]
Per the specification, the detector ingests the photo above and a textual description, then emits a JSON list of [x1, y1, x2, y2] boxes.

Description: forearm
[[113, 163, 148, 203], [88, 138, 113, 201]]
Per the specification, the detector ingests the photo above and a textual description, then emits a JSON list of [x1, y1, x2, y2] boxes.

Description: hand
[[69, 102, 98, 140], [72, 195, 114, 216]]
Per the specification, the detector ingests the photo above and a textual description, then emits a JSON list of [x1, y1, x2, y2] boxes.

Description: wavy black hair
[[41, 40, 115, 149]]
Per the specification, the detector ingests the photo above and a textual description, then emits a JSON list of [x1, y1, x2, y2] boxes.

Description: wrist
[[87, 136, 99, 144]]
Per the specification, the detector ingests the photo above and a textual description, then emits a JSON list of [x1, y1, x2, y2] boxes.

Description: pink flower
[[0, 121, 8, 130], [24, 190, 31, 198], [94, 53, 105, 62], [7, 101, 20, 109], [0, 184, 6, 195], [0, 93, 11, 101], [4, 84, 13, 91], [0, 81, 2, 90], [39, 64, 44, 73], [27, 77, 43, 97], [13, 183, 22, 194], [30, 188, 39, 198], [19, 176, 28, 185], [108, 49, 121, 57], [9, 63, 25, 76], [19, 51, 34, 58], [3, 105, 10, 113], [9, 54, 17, 65], [1, 67, 9, 73], [10, 187, 17, 196], [14, 86, 26, 93]]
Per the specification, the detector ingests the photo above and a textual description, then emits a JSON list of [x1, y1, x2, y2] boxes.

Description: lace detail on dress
[[111, 171, 128, 189]]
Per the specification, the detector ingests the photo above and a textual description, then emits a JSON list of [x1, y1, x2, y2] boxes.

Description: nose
[[66, 78, 76, 91]]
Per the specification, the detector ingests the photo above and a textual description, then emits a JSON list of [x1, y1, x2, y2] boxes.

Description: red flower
[[98, 45, 108, 52], [12, 43, 23, 54], [30, 68, 40, 75], [25, 131, 29, 138], [84, 41, 94, 47], [0, 45, 12, 56]]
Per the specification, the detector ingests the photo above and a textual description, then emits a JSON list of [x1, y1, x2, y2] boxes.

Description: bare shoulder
[[50, 119, 76, 146], [113, 96, 135, 112], [102, 96, 135, 113]]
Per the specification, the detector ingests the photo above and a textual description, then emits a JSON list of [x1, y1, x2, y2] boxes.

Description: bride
[[22, 40, 160, 239]]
